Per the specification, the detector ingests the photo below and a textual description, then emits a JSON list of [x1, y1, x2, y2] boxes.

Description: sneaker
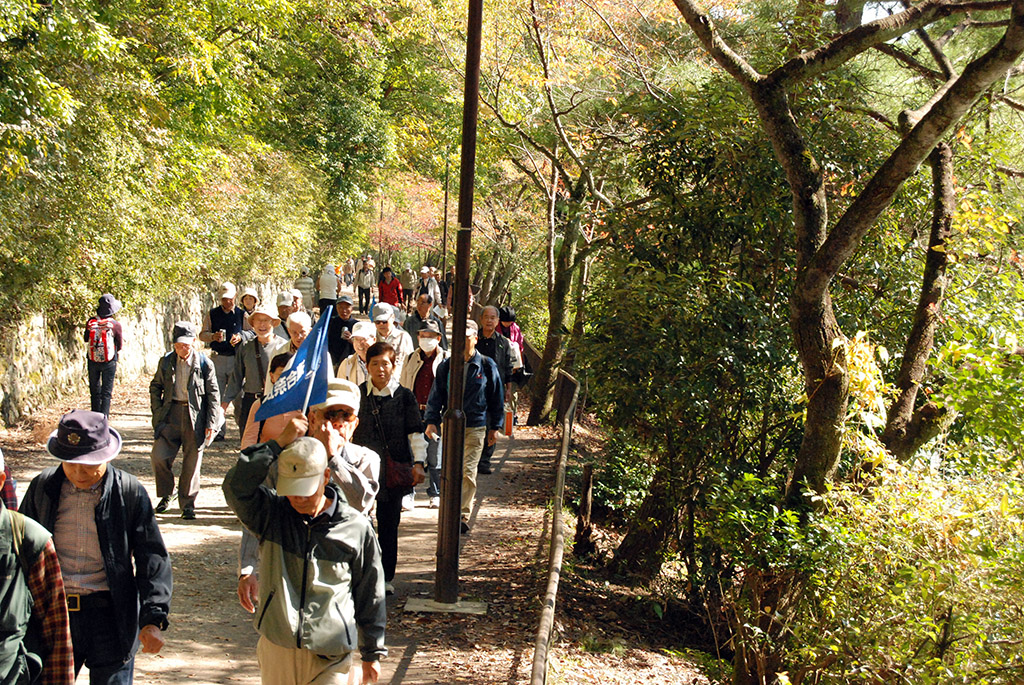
[[155, 496, 171, 514], [384, 582, 395, 596], [477, 463, 493, 475], [429, 496, 440, 509], [460, 517, 470, 534], [181, 507, 196, 520], [401, 494, 415, 511]]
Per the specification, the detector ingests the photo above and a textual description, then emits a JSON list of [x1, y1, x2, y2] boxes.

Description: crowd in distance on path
[[1, 256, 531, 685]]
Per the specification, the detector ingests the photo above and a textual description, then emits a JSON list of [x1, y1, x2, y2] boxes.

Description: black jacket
[[351, 383, 423, 496], [476, 331, 515, 384], [21, 466, 172, 659]]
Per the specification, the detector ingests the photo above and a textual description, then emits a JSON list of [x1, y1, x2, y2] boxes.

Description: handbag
[[369, 394, 416, 490]]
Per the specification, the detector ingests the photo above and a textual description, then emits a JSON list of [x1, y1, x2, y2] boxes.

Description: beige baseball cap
[[277, 437, 328, 497], [311, 378, 361, 413]]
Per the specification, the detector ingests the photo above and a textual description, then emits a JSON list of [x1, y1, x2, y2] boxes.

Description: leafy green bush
[[786, 463, 1024, 683], [587, 432, 656, 522]]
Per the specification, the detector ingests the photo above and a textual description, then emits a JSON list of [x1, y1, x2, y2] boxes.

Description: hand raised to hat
[[275, 416, 308, 449]]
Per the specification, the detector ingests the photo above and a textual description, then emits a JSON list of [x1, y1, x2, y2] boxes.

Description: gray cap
[[465, 319, 479, 336], [173, 321, 197, 343], [337, 295, 353, 305], [372, 303, 394, 322]]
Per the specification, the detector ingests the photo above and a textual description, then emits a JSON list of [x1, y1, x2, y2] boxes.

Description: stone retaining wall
[[0, 280, 285, 426]]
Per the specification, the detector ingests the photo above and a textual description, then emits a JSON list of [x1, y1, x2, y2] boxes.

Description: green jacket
[[222, 441, 387, 661]]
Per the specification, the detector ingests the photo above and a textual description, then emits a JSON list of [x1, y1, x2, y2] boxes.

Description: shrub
[[787, 463, 1024, 683]]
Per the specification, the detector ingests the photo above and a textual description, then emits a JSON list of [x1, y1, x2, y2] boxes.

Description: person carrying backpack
[[84, 294, 123, 417], [0, 447, 75, 684]]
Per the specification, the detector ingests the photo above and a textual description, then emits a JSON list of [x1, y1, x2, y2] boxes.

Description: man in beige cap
[[224, 422, 386, 685], [224, 304, 287, 442], [235, 378, 380, 613], [337, 321, 377, 385]]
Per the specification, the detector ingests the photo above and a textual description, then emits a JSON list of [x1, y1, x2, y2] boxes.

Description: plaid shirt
[[2, 466, 16, 510], [26, 538, 75, 683]]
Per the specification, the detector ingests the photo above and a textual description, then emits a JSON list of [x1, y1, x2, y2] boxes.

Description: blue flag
[[254, 308, 333, 421]]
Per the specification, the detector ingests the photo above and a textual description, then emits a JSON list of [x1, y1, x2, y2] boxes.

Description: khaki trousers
[[461, 426, 488, 516], [256, 636, 357, 685]]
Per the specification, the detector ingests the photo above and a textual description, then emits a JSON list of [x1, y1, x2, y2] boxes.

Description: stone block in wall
[[0, 280, 286, 427]]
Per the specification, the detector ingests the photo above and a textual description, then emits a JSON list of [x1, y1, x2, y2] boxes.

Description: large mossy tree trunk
[[527, 212, 581, 425]]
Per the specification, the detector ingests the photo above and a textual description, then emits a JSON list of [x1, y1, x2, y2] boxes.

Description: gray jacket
[[224, 335, 287, 399], [223, 441, 387, 661], [149, 350, 221, 442]]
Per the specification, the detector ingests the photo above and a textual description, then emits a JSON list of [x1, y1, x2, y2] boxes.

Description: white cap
[[276, 292, 292, 307], [351, 321, 376, 340], [218, 282, 237, 299]]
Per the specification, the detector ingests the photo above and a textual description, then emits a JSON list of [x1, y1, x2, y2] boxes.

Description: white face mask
[[419, 337, 440, 353]]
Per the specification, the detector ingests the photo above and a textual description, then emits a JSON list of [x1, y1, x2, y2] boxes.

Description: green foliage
[[790, 463, 1024, 682], [0, 0, 452, 329], [574, 432, 654, 522]]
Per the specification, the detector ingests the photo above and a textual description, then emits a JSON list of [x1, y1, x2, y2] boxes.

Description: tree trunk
[[611, 450, 679, 578], [881, 143, 954, 460], [562, 254, 591, 372], [477, 249, 500, 305], [527, 218, 579, 425]]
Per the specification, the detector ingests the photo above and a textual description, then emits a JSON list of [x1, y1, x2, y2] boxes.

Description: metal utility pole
[[434, 0, 483, 605], [441, 156, 450, 273]]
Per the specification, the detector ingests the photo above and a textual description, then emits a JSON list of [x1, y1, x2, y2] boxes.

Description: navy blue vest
[[209, 306, 245, 355]]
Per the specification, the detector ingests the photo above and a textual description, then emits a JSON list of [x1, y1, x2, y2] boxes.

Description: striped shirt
[[53, 479, 109, 594]]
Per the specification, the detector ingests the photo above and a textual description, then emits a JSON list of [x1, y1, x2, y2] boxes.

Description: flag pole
[[301, 304, 334, 415]]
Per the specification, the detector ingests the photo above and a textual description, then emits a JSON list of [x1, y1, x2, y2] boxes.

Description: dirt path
[[2, 366, 711, 684], [1, 374, 559, 684]]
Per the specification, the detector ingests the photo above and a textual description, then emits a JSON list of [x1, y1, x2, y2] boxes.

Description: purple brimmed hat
[[46, 409, 122, 464]]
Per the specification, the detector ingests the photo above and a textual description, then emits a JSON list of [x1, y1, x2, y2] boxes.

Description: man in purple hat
[[21, 409, 172, 684], [149, 321, 221, 519]]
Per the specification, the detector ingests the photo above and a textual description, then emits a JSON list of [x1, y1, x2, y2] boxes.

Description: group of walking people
[[3, 263, 528, 685]]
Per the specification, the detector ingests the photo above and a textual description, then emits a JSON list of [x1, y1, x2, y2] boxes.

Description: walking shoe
[[401, 493, 415, 511], [429, 496, 440, 509], [385, 582, 395, 596], [155, 496, 171, 514], [181, 507, 196, 520], [477, 463, 493, 475], [460, 517, 470, 534]]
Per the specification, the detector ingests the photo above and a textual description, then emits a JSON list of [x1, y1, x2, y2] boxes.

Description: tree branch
[[670, 0, 764, 88], [801, 0, 1024, 302], [768, 0, 1013, 88], [873, 43, 946, 81]]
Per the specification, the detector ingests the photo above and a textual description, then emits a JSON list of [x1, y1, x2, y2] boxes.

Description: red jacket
[[379, 278, 403, 306]]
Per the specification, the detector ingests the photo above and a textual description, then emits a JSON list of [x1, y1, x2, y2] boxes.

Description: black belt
[[172, 400, 188, 406], [243, 392, 264, 400], [67, 591, 113, 612]]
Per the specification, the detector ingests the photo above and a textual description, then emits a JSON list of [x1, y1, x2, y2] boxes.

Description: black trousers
[[358, 287, 371, 313], [375, 491, 404, 582], [88, 359, 117, 417]]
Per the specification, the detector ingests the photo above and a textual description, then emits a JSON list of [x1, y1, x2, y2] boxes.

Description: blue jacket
[[424, 351, 504, 430], [21, 466, 172, 660]]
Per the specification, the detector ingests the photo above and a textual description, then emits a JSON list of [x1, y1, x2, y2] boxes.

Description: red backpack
[[87, 318, 117, 362]]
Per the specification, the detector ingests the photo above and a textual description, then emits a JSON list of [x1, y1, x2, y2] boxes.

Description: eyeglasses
[[324, 408, 355, 423]]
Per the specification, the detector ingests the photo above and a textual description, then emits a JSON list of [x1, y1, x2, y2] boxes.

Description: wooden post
[[574, 463, 595, 557]]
